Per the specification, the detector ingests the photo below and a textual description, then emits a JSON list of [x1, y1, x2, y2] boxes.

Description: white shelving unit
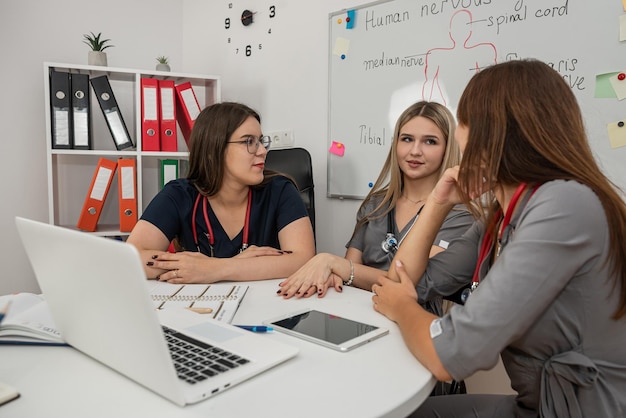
[[43, 62, 221, 236]]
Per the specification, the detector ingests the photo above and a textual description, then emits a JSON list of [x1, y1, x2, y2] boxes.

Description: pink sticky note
[[329, 141, 345, 156]]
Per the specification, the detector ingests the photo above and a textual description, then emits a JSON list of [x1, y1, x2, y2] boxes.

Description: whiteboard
[[327, 0, 626, 199]]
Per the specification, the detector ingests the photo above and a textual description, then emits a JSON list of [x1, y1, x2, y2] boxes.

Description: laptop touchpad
[[186, 322, 242, 342]]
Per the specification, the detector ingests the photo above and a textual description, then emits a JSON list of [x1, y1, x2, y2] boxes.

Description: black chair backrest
[[265, 147, 315, 233]]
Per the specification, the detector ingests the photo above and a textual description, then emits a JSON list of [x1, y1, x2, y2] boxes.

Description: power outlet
[[268, 129, 294, 149]]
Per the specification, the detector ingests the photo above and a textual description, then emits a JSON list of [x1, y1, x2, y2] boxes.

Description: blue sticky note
[[346, 10, 355, 29]]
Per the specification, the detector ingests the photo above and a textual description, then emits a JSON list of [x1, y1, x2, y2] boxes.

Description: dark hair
[[186, 101, 292, 195], [457, 59, 626, 319]]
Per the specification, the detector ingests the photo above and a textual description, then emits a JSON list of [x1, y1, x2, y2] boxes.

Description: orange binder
[[141, 78, 160, 151], [159, 79, 178, 152], [77, 158, 118, 232], [175, 82, 201, 147], [117, 158, 138, 232]]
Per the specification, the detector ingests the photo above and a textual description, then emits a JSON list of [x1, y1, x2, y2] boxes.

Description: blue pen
[[236, 325, 273, 333], [0, 300, 12, 325]]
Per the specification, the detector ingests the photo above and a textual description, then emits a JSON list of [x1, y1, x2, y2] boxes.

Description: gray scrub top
[[347, 197, 473, 270], [347, 197, 473, 316], [422, 180, 626, 417]]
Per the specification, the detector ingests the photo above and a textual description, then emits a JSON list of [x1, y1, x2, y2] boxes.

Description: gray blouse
[[422, 180, 626, 417]]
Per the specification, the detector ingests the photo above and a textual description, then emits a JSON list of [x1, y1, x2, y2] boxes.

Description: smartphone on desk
[[264, 309, 388, 352]]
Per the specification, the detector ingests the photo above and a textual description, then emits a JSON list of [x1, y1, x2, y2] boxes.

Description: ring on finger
[[173, 270, 178, 278]]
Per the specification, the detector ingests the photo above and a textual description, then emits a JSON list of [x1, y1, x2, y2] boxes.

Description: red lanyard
[[470, 183, 531, 287], [191, 189, 252, 256]]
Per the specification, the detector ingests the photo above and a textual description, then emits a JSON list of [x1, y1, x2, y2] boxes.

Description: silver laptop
[[15, 217, 298, 406]]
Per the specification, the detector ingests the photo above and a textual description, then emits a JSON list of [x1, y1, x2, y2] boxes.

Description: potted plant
[[83, 32, 114, 66], [156, 56, 170, 72]]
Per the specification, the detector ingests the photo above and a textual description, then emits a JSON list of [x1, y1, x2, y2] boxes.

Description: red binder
[[117, 158, 138, 233], [77, 158, 118, 232], [159, 79, 178, 152], [175, 82, 201, 147], [141, 78, 160, 151]]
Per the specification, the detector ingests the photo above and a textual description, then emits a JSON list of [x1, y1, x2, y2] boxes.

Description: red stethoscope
[[191, 189, 252, 257], [460, 182, 540, 304]]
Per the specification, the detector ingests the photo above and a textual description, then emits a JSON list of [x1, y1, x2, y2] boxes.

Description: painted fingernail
[[276, 290, 282, 294], [146, 261, 154, 266], [151, 255, 158, 259], [339, 286, 343, 292]]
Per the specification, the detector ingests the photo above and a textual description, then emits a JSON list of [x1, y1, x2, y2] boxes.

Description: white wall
[[0, 0, 183, 294]]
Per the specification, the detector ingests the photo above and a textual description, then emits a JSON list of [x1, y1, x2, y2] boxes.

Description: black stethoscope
[[460, 183, 540, 304], [381, 205, 424, 255], [191, 189, 252, 257]]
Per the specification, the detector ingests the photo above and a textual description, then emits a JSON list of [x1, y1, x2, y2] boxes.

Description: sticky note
[[333, 37, 350, 57], [595, 72, 620, 98], [329, 141, 345, 156], [609, 72, 626, 100], [346, 10, 355, 29], [607, 120, 626, 148]]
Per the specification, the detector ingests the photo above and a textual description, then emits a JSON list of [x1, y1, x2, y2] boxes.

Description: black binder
[[70, 73, 92, 150], [49, 69, 72, 149], [90, 75, 134, 150]]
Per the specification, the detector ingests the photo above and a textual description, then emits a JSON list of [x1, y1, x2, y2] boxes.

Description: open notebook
[[149, 282, 248, 323]]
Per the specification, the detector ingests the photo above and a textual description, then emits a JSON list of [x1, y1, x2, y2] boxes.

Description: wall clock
[[224, 3, 277, 57]]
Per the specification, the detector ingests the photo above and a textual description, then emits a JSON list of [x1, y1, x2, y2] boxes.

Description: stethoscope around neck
[[191, 188, 252, 257], [459, 183, 540, 304], [381, 205, 425, 255]]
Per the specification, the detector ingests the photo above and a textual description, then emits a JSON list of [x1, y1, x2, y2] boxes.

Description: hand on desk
[[278, 253, 344, 299]]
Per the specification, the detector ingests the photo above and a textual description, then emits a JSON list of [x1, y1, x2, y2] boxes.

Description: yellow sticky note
[[333, 37, 350, 57], [620, 15, 626, 41], [609, 73, 626, 100], [623, 0, 626, 12], [607, 121, 626, 148]]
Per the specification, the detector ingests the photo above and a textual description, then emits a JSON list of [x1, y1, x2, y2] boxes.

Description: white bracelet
[[343, 259, 355, 286]]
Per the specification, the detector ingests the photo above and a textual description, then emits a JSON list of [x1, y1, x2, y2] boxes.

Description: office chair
[[265, 147, 315, 235]]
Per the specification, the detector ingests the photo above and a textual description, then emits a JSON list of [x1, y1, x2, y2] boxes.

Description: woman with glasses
[[128, 102, 315, 283], [277, 101, 473, 309]]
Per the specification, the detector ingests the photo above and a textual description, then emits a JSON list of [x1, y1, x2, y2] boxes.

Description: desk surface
[[0, 279, 434, 418]]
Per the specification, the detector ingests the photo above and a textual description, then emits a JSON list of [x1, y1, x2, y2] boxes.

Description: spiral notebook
[[149, 283, 248, 324]]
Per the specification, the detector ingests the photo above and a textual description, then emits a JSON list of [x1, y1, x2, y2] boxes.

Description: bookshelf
[[43, 62, 221, 236]]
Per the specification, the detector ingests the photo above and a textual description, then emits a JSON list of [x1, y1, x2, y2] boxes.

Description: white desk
[[0, 279, 434, 418]]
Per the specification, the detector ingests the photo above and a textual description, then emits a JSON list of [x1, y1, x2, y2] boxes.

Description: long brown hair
[[350, 101, 460, 238], [457, 59, 626, 319]]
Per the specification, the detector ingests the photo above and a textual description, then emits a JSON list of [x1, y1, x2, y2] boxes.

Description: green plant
[[83, 32, 114, 52], [156, 56, 169, 64]]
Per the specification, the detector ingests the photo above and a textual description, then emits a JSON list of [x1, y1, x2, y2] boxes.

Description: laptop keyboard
[[162, 326, 250, 384]]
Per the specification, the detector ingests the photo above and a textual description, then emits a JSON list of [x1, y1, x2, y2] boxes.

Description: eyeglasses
[[228, 135, 272, 154]]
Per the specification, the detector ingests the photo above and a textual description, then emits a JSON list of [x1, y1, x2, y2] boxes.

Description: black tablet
[[264, 309, 388, 352]]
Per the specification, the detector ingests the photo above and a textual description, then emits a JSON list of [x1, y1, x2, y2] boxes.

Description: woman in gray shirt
[[373, 59, 626, 417], [278, 101, 473, 306]]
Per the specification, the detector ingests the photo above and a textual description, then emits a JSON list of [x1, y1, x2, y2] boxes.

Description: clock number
[[245, 45, 252, 57], [268, 28, 272, 35], [227, 37, 231, 44], [258, 44, 262, 50], [269, 5, 276, 18], [225, 17, 230, 29], [228, 3, 233, 9]]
